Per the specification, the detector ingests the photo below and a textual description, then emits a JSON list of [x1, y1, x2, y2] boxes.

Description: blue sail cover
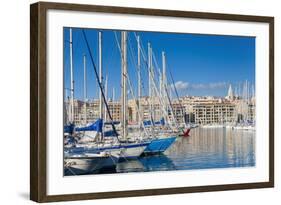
[[64, 123, 75, 134], [104, 121, 120, 125], [143, 118, 165, 127], [75, 119, 103, 132], [103, 130, 118, 137], [65, 136, 77, 144], [143, 120, 153, 126], [154, 118, 165, 126]]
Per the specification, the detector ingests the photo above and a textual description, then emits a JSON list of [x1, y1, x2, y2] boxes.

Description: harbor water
[[74, 127, 255, 175]]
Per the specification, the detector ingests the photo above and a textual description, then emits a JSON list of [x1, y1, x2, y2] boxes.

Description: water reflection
[[139, 154, 176, 171], [117, 159, 144, 173], [165, 128, 255, 170], [116, 155, 176, 173], [65, 128, 255, 175], [115, 128, 255, 173]]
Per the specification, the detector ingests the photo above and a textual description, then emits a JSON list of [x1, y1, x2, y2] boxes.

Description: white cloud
[[171, 81, 228, 91], [174, 81, 189, 90], [191, 82, 228, 89], [208, 82, 228, 89]]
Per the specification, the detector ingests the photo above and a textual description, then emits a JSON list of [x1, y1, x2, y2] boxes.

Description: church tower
[[226, 84, 234, 101]]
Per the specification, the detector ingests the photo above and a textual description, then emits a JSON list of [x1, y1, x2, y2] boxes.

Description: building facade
[[192, 103, 236, 125], [65, 94, 255, 126]]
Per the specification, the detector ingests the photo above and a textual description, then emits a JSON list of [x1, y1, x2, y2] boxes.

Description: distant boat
[[201, 124, 224, 128], [232, 125, 255, 131], [179, 128, 191, 137]]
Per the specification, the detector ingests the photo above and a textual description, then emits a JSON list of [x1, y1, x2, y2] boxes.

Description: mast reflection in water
[[114, 128, 255, 173]]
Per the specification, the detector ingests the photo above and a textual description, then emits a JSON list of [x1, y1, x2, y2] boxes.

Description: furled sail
[[75, 118, 103, 132], [103, 130, 119, 137], [154, 118, 165, 126], [143, 118, 165, 127], [64, 123, 75, 134]]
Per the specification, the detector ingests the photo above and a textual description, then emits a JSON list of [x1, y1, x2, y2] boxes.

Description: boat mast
[[137, 35, 141, 127], [104, 75, 108, 122], [159, 68, 162, 97], [148, 42, 152, 121], [245, 80, 248, 121], [121, 31, 128, 140], [150, 46, 155, 121], [65, 89, 69, 123], [83, 53, 87, 124], [162, 51, 167, 114], [69, 28, 74, 124], [112, 87, 115, 102], [81, 29, 119, 140], [98, 31, 104, 120], [253, 83, 254, 100]]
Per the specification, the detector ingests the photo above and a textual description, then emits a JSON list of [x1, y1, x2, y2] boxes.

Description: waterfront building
[[192, 103, 236, 125], [65, 92, 255, 126], [65, 99, 121, 125]]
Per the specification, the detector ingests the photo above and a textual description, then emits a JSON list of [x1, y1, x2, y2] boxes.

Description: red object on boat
[[180, 128, 191, 137]]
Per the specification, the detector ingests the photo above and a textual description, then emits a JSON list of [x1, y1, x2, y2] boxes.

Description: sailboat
[[75, 30, 149, 160], [232, 80, 255, 131], [64, 151, 120, 175], [123, 35, 177, 155], [114, 31, 149, 158], [64, 28, 120, 175]]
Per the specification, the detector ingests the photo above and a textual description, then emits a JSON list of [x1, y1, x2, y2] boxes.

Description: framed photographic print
[[30, 1, 274, 202]]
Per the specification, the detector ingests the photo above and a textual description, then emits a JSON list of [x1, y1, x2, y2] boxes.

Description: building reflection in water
[[165, 128, 255, 170], [112, 128, 255, 174]]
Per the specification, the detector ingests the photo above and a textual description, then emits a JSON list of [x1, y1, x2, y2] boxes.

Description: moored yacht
[[64, 152, 120, 175]]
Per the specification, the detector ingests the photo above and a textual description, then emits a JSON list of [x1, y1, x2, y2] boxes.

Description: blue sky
[[63, 28, 255, 100]]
